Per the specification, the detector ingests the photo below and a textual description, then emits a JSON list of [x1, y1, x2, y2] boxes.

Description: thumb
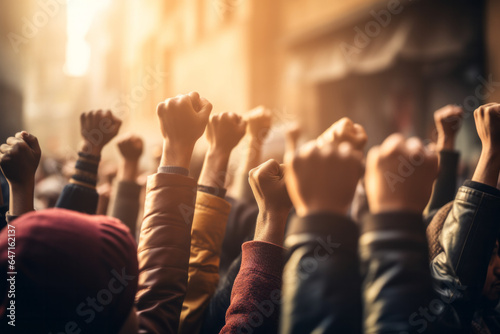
[[198, 97, 213, 124]]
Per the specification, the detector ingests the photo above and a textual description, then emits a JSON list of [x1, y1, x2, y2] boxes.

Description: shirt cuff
[[157, 166, 189, 176], [198, 184, 227, 198]]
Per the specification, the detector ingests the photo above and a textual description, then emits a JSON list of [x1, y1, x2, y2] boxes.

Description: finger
[[6, 137, 21, 146], [380, 133, 406, 156], [188, 92, 201, 111], [22, 132, 41, 152], [198, 97, 213, 123], [0, 144, 12, 153]]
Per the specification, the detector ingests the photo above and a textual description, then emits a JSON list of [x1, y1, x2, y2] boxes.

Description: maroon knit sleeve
[[220, 241, 285, 334]]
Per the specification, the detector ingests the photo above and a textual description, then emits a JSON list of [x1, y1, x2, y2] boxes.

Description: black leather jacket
[[430, 181, 500, 333], [280, 210, 434, 334]]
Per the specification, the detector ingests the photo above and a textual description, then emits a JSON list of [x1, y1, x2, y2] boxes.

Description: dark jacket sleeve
[[135, 173, 197, 334], [201, 254, 242, 334], [425, 150, 460, 224], [360, 212, 433, 334], [430, 181, 500, 332], [220, 241, 284, 334], [281, 213, 362, 334], [110, 181, 142, 238], [55, 183, 99, 215]]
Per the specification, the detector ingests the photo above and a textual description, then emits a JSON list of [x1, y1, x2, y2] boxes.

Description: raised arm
[[281, 117, 366, 334], [110, 134, 144, 237], [429, 103, 500, 332], [0, 131, 41, 222], [231, 106, 272, 203], [179, 112, 246, 334], [135, 92, 212, 333], [222, 158, 292, 334], [56, 110, 121, 214], [363, 134, 438, 333], [425, 105, 464, 218]]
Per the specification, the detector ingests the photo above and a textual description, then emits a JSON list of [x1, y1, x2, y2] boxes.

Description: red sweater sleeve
[[220, 241, 285, 334]]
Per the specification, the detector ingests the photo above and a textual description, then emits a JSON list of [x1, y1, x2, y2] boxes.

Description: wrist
[[160, 140, 194, 169], [249, 136, 264, 147], [296, 202, 348, 218], [198, 150, 230, 189], [253, 210, 289, 245], [120, 160, 139, 182], [80, 141, 103, 156], [369, 201, 424, 215], [437, 135, 455, 151], [9, 180, 35, 216]]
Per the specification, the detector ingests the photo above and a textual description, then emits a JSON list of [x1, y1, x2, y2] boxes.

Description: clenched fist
[[317, 117, 367, 150], [0, 131, 41, 187], [250, 159, 292, 245], [118, 134, 144, 162], [246, 106, 272, 143], [474, 103, 500, 152], [286, 141, 364, 217], [80, 110, 122, 156], [206, 112, 247, 154], [434, 105, 464, 151], [157, 92, 212, 168], [249, 159, 292, 215], [365, 134, 438, 214]]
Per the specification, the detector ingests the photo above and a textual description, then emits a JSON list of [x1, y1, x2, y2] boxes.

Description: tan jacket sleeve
[[178, 191, 231, 334], [135, 173, 197, 334]]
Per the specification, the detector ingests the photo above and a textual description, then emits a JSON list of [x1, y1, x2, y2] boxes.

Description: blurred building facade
[[1, 0, 499, 167]]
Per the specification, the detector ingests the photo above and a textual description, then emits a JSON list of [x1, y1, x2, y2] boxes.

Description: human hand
[[80, 110, 122, 156], [0, 131, 41, 187], [286, 140, 364, 217], [317, 117, 367, 151], [365, 134, 438, 214], [157, 92, 212, 168], [246, 106, 272, 143], [118, 134, 144, 162], [474, 103, 500, 153], [434, 105, 464, 151], [249, 159, 292, 215], [249, 159, 292, 245], [206, 112, 247, 156]]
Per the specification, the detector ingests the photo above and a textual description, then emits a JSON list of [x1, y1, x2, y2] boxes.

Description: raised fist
[[157, 92, 212, 148], [0, 131, 42, 186], [117, 134, 144, 162], [365, 134, 438, 214], [249, 159, 292, 215], [80, 110, 122, 155], [317, 117, 367, 151], [434, 105, 464, 151], [286, 140, 364, 217], [206, 112, 247, 154], [246, 106, 272, 142], [474, 103, 500, 152]]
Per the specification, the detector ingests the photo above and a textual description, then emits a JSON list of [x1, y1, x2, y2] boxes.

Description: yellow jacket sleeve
[[178, 191, 231, 334]]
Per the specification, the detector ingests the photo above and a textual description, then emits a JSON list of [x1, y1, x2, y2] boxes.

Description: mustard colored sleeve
[[178, 191, 232, 334]]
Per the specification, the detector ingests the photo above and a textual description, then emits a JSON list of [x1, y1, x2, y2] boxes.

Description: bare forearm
[[199, 149, 230, 189], [119, 160, 139, 182], [437, 136, 456, 151], [254, 210, 288, 246], [160, 140, 193, 169], [9, 182, 35, 216], [234, 139, 263, 201], [472, 150, 500, 187]]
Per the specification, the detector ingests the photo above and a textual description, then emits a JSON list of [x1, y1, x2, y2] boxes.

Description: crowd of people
[[0, 91, 500, 334]]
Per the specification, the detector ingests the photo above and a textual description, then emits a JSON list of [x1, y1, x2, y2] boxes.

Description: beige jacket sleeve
[[178, 191, 231, 334]]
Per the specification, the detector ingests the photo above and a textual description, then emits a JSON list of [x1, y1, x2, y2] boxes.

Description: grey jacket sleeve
[[111, 180, 142, 238]]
